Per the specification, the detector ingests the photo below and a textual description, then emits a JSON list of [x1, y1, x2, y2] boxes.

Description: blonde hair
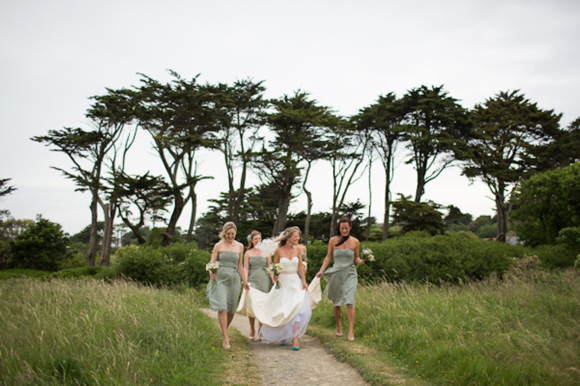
[[247, 230, 261, 249], [278, 226, 301, 247], [219, 222, 237, 241]]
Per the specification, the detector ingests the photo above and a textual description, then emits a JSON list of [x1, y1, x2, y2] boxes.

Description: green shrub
[[308, 232, 526, 284], [58, 252, 87, 270], [10, 217, 71, 271], [533, 244, 577, 269], [111, 244, 210, 287], [557, 226, 580, 253]]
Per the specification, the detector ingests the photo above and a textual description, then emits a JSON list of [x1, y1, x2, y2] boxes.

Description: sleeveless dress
[[206, 251, 242, 313], [248, 256, 271, 292], [323, 249, 357, 307], [237, 257, 321, 343]]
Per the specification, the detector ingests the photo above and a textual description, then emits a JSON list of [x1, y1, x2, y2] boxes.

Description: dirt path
[[201, 309, 368, 386]]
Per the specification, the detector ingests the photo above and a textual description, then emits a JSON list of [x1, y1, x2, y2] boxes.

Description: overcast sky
[[1, 0, 579, 236]]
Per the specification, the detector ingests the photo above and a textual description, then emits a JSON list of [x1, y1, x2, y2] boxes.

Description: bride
[[237, 226, 321, 350]]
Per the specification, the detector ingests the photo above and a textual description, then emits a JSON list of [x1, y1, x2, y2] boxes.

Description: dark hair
[[335, 217, 352, 247]]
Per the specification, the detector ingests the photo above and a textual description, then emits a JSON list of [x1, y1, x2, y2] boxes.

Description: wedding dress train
[[237, 257, 321, 343]]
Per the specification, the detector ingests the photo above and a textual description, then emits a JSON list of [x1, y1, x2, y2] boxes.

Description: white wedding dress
[[237, 256, 321, 343]]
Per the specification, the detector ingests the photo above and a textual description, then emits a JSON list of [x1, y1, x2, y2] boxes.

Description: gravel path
[[201, 309, 368, 386]]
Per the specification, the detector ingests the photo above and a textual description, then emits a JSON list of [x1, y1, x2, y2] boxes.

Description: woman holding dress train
[[237, 226, 321, 350]]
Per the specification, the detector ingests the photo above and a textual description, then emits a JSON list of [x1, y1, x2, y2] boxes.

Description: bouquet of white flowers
[[362, 248, 375, 262], [206, 261, 220, 278], [266, 262, 284, 288], [302, 261, 308, 270]]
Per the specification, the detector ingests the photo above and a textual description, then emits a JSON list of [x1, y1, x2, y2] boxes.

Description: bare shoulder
[[213, 241, 223, 253]]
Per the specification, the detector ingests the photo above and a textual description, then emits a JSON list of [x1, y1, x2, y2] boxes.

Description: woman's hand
[[209, 272, 217, 280], [303, 281, 308, 290], [315, 270, 323, 278], [244, 283, 251, 291], [355, 257, 364, 265]]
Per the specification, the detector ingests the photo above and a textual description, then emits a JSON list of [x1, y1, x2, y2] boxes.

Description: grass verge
[[0, 278, 252, 385], [310, 268, 580, 385]]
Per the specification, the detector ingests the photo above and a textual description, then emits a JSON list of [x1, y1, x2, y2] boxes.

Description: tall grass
[[0, 279, 225, 385], [311, 266, 580, 385]]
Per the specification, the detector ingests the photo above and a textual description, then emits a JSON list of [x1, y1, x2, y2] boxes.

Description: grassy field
[[310, 265, 580, 385], [0, 278, 256, 385], [2, 265, 579, 385]]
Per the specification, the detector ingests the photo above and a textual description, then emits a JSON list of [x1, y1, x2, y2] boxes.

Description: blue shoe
[[293, 346, 300, 351], [280, 342, 287, 346]]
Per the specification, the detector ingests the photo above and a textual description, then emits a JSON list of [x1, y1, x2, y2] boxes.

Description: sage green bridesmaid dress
[[206, 251, 242, 312], [323, 249, 357, 307], [248, 256, 271, 293]]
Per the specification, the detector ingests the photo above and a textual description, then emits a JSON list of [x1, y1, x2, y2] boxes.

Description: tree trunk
[[186, 190, 197, 243], [87, 188, 99, 267], [302, 162, 313, 244], [272, 193, 291, 235], [163, 192, 185, 246], [382, 171, 391, 241], [329, 211, 338, 239], [495, 182, 507, 243], [99, 201, 116, 266], [366, 158, 372, 242], [415, 166, 426, 202], [233, 159, 248, 224], [121, 217, 147, 244]]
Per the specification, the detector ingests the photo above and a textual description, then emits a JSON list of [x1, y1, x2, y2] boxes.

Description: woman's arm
[[316, 237, 335, 277], [209, 243, 220, 280], [298, 250, 307, 289], [354, 238, 364, 265], [239, 244, 250, 291], [267, 255, 274, 283]]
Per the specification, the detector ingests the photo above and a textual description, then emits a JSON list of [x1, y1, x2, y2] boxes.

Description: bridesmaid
[[316, 217, 364, 341], [244, 230, 273, 340], [206, 222, 249, 349]]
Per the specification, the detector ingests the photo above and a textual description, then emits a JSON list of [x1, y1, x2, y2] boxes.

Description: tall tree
[[131, 72, 222, 245], [87, 90, 139, 265], [253, 91, 336, 235], [400, 85, 469, 202], [326, 122, 371, 237], [456, 90, 562, 241], [354, 93, 405, 240], [213, 79, 267, 223], [32, 97, 129, 265]]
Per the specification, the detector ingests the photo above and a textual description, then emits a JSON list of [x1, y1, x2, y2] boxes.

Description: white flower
[[362, 248, 375, 262], [302, 261, 308, 270], [206, 261, 220, 273]]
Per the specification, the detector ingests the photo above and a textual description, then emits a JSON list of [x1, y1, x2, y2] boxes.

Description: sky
[[1, 0, 579, 236]]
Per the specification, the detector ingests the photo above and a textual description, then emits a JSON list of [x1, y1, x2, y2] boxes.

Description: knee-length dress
[[248, 256, 271, 293], [206, 251, 241, 312], [323, 249, 357, 307]]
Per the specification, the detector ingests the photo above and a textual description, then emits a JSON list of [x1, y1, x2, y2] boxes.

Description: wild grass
[[0, 279, 231, 385], [310, 266, 580, 385]]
